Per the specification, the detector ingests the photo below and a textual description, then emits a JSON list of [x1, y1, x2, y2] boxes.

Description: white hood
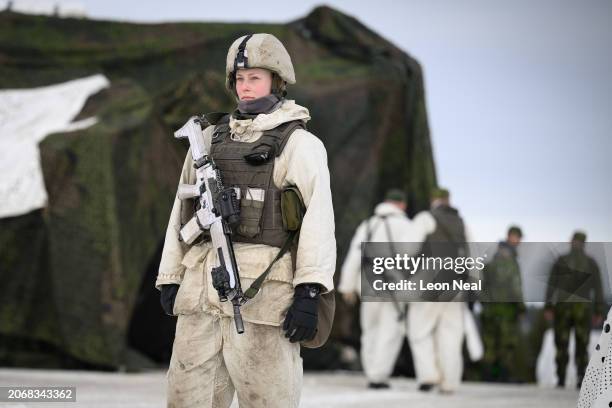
[[373, 202, 406, 217]]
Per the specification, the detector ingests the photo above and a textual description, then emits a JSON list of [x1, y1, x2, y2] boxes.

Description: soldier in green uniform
[[545, 231, 604, 388], [480, 226, 525, 382]]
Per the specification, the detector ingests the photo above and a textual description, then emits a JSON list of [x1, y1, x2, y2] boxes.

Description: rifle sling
[[242, 230, 297, 302]]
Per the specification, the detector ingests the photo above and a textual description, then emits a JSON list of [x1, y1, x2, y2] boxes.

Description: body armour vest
[[207, 113, 305, 248], [419, 205, 469, 301], [421, 205, 468, 258]]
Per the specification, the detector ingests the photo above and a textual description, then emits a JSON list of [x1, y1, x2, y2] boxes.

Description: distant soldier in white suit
[[408, 188, 468, 394], [338, 189, 433, 388]]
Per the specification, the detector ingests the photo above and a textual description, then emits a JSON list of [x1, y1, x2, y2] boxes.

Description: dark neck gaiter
[[236, 94, 282, 117]]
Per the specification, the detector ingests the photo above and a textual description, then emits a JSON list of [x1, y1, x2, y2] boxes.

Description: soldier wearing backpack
[[408, 188, 468, 394]]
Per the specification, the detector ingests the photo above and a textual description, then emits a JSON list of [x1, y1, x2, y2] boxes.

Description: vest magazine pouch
[[244, 142, 277, 165], [281, 186, 305, 232], [237, 187, 265, 238], [208, 117, 306, 248]]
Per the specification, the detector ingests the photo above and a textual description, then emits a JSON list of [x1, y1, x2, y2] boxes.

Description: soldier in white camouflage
[[156, 33, 336, 408]]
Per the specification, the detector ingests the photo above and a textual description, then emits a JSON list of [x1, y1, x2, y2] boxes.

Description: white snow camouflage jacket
[[155, 100, 336, 326]]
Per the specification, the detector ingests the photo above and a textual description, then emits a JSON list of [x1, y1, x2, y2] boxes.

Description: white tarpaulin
[[0, 74, 109, 218]]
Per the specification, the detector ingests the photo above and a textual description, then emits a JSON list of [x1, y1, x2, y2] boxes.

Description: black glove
[[282, 284, 320, 343], [160, 284, 180, 316]]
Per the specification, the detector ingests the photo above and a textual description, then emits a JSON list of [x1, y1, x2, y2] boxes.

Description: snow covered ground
[[0, 368, 578, 407]]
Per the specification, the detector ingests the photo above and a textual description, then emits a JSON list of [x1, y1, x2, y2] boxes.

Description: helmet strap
[[234, 34, 253, 72]]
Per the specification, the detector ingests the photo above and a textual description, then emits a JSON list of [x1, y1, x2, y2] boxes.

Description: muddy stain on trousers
[[167, 312, 302, 408]]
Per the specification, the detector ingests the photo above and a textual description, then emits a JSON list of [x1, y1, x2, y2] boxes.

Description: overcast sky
[[5, 0, 612, 243]]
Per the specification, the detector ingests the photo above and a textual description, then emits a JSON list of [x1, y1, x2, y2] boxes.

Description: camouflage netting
[[0, 6, 436, 369]]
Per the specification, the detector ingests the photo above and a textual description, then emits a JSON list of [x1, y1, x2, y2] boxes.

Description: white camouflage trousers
[[360, 301, 408, 383], [408, 302, 464, 392], [167, 312, 302, 408]]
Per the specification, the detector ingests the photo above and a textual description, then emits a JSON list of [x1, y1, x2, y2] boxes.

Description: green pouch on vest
[[281, 186, 305, 232], [238, 188, 265, 238]]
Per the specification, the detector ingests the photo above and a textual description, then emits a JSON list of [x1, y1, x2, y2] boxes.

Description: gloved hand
[[160, 284, 180, 316], [283, 284, 320, 343]]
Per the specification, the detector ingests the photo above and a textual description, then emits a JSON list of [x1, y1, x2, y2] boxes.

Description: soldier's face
[[235, 68, 273, 101], [508, 233, 521, 247]]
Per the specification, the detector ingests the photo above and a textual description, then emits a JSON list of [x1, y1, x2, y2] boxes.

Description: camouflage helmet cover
[[431, 188, 450, 200], [572, 231, 587, 242], [384, 188, 407, 203], [225, 33, 296, 92]]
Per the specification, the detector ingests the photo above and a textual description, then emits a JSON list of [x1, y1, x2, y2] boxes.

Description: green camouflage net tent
[[0, 6, 436, 369]]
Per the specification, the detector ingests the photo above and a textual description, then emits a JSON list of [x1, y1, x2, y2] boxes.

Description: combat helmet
[[225, 33, 296, 95]]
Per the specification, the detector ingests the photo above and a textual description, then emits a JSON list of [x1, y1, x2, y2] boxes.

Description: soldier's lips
[[241, 96, 255, 100]]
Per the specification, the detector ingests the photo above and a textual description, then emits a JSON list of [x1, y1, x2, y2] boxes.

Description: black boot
[[556, 376, 565, 389], [368, 382, 390, 389], [418, 383, 435, 392], [577, 374, 584, 390]]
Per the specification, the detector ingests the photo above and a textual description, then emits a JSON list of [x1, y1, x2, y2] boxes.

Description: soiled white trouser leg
[[167, 313, 234, 408], [409, 302, 442, 385], [435, 302, 464, 392], [409, 302, 465, 391], [360, 301, 405, 383], [167, 312, 302, 408]]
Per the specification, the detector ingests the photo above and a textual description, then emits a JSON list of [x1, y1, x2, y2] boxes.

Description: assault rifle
[[174, 116, 245, 334]]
